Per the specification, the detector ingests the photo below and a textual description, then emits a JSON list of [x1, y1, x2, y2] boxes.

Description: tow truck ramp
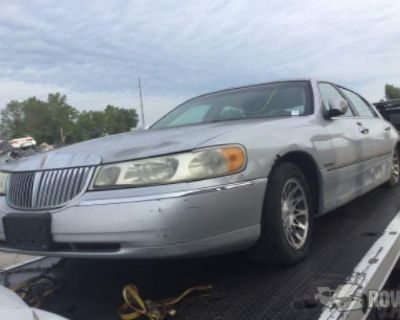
[[1, 185, 400, 320], [318, 212, 400, 320]]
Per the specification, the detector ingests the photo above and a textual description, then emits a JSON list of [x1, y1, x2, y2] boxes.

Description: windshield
[[152, 81, 313, 129]]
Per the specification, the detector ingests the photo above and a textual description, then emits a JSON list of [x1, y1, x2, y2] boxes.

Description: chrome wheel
[[391, 150, 400, 185], [281, 178, 309, 250]]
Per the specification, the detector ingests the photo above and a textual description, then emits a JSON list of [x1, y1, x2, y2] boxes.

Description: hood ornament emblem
[[39, 154, 50, 170]]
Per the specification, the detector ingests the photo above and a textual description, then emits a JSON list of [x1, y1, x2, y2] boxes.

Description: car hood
[[2, 120, 262, 171]]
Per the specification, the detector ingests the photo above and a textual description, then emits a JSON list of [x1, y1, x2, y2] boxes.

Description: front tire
[[249, 162, 314, 266]]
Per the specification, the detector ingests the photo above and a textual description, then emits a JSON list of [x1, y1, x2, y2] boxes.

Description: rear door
[[319, 83, 370, 209], [339, 87, 393, 186]]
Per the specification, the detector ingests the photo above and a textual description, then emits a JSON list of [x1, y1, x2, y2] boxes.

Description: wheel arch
[[271, 150, 323, 216]]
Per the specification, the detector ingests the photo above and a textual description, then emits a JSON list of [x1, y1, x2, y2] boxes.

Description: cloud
[[0, 0, 400, 120]]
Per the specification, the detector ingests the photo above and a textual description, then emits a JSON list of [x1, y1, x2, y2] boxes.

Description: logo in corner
[[315, 285, 364, 312]]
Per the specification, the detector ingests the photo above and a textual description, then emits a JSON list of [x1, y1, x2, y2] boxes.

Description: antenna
[[138, 77, 145, 127]]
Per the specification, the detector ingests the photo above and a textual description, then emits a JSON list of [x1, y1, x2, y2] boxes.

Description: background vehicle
[[9, 137, 37, 149], [0, 79, 398, 266], [374, 99, 400, 130]]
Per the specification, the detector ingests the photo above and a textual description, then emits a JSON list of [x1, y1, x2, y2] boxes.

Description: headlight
[[0, 172, 9, 195], [92, 145, 246, 189]]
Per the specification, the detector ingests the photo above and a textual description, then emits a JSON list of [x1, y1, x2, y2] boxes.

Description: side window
[[340, 88, 376, 118], [319, 83, 353, 117], [167, 104, 211, 127]]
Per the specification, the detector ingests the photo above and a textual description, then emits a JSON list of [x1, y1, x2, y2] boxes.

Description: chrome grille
[[7, 167, 95, 209]]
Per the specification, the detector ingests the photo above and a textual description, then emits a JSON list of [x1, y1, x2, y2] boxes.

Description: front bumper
[[0, 178, 267, 258]]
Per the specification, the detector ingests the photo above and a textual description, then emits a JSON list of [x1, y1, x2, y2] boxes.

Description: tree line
[[385, 84, 400, 100], [0, 93, 138, 145]]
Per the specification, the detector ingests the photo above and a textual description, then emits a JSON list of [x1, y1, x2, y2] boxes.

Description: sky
[[0, 0, 400, 124]]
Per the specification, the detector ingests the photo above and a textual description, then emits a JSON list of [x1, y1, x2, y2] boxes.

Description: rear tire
[[248, 162, 314, 266], [387, 147, 400, 187]]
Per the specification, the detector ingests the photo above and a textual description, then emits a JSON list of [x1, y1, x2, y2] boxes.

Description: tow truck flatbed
[[1, 185, 400, 320]]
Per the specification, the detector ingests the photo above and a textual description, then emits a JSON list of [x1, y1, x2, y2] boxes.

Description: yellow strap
[[162, 285, 213, 306], [122, 284, 147, 313], [119, 284, 213, 320]]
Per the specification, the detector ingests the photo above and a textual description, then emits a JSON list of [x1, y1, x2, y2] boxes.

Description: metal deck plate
[[3, 185, 400, 320]]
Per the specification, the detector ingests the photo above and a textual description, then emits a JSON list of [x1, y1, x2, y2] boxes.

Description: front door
[[319, 83, 371, 211]]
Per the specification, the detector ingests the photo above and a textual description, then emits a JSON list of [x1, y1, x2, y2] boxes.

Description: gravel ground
[[0, 253, 36, 270]]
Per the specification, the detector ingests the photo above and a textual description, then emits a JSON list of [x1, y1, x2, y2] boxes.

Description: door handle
[[360, 128, 369, 134]]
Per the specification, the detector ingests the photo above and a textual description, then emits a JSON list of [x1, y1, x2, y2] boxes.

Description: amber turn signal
[[219, 146, 246, 173]]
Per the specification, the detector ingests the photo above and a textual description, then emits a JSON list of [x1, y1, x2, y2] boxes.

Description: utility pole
[[60, 127, 65, 144], [138, 77, 145, 127]]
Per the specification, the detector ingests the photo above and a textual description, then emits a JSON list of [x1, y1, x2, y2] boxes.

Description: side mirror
[[324, 98, 349, 119]]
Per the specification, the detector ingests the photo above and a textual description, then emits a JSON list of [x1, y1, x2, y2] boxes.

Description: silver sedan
[[0, 79, 398, 265]]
